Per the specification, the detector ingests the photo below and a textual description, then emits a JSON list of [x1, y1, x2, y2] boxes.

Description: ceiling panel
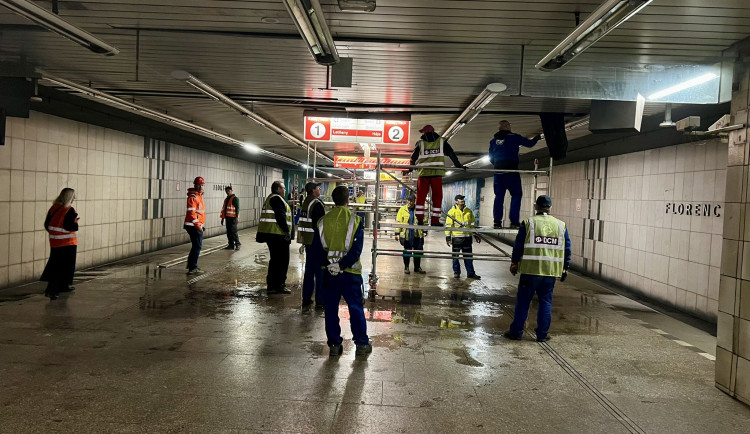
[[1, 0, 748, 170]]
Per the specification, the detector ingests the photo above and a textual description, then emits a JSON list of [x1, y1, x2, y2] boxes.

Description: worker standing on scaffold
[[409, 125, 465, 226]]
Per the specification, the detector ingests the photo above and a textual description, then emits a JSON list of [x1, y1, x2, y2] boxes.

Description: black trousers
[[225, 217, 240, 247], [266, 237, 290, 289], [40, 245, 77, 296]]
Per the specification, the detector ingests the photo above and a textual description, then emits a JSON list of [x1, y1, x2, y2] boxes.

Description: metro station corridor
[[4, 0, 750, 432], [2, 228, 749, 433]]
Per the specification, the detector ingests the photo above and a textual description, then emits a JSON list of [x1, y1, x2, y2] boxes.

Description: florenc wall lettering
[[665, 203, 722, 217]]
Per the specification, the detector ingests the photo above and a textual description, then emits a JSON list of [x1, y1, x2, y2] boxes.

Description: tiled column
[[717, 65, 750, 404]]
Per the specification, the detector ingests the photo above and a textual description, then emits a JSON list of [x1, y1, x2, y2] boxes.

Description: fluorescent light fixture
[[0, 0, 119, 55], [171, 70, 334, 164], [282, 0, 339, 65], [443, 83, 507, 141], [446, 170, 454, 176], [536, 0, 652, 71], [482, 155, 491, 163], [647, 73, 719, 101], [337, 0, 376, 12], [39, 70, 306, 167], [243, 143, 261, 153]]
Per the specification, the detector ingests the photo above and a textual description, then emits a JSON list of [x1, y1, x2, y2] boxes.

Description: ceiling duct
[[660, 103, 676, 128], [0, 0, 119, 55], [282, 0, 340, 65], [536, 0, 652, 72]]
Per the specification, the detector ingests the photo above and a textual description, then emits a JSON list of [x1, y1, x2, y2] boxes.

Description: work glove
[[446, 236, 452, 247], [560, 271, 568, 282], [283, 232, 291, 242], [327, 262, 341, 276], [220, 218, 225, 226], [510, 263, 519, 276], [299, 245, 305, 254], [399, 236, 405, 246], [474, 235, 481, 244], [197, 225, 204, 233]]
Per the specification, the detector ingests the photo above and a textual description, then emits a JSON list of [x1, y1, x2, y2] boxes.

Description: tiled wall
[[716, 66, 750, 405], [478, 138, 727, 321], [0, 111, 276, 289]]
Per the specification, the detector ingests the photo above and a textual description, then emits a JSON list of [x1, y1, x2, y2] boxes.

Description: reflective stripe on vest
[[317, 207, 362, 274], [221, 194, 237, 218], [47, 204, 77, 248], [297, 196, 324, 245], [416, 138, 446, 177], [518, 214, 566, 277], [257, 193, 292, 235]]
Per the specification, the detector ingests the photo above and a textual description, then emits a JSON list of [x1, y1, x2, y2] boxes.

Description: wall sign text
[[665, 203, 721, 217]]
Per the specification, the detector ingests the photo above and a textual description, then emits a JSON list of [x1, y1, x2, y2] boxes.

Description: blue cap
[[536, 195, 552, 208]]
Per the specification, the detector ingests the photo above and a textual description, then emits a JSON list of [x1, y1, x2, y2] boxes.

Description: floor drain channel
[[499, 305, 646, 434]]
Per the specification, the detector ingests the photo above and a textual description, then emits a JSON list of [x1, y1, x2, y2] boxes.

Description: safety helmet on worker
[[193, 176, 205, 185]]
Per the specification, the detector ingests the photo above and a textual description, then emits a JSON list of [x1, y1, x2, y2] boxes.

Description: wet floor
[[1, 228, 748, 433]]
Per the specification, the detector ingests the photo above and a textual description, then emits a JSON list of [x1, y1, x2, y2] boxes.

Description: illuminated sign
[[333, 155, 410, 169], [304, 116, 410, 145]]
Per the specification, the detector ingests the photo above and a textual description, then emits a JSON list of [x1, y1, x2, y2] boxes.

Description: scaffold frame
[[368, 150, 553, 292]]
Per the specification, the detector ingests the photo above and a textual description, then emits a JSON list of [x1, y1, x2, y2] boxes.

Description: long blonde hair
[[54, 188, 76, 207]]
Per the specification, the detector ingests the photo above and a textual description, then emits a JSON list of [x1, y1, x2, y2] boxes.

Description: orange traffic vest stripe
[[47, 203, 77, 248]]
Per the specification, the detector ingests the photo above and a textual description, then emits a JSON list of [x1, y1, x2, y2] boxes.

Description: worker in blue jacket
[[488, 120, 540, 229]]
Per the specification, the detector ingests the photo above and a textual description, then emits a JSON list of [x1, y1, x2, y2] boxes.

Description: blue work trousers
[[451, 238, 475, 276], [493, 173, 523, 226], [185, 226, 203, 271], [323, 272, 369, 347], [509, 274, 556, 340], [403, 236, 424, 269], [302, 248, 323, 304]]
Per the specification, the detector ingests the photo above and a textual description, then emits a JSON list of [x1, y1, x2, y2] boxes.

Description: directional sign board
[[333, 156, 411, 169], [304, 116, 410, 145]]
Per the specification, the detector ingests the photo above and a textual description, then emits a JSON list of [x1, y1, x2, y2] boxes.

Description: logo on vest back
[[534, 236, 559, 245], [423, 148, 441, 155]]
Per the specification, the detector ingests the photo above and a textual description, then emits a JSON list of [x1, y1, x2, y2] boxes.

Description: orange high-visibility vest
[[184, 189, 206, 228], [221, 194, 237, 218], [46, 203, 78, 248]]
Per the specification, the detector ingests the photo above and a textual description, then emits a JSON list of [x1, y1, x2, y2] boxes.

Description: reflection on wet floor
[[2, 228, 749, 432]]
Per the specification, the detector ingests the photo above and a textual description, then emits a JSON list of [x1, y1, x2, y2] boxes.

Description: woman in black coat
[[40, 188, 79, 300]]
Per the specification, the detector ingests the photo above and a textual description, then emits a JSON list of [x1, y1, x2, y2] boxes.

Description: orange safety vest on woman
[[184, 188, 206, 229], [46, 203, 78, 248], [220, 194, 237, 218]]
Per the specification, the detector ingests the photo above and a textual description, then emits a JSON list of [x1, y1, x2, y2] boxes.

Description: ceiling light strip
[[38, 70, 303, 167], [171, 70, 334, 164], [0, 0, 119, 55], [443, 83, 507, 141], [536, 0, 652, 71], [282, 0, 339, 65]]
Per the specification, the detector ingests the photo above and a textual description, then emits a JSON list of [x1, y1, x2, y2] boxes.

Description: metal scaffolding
[[367, 150, 553, 293]]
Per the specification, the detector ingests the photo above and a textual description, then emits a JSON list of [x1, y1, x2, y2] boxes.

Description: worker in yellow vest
[[445, 194, 481, 280], [504, 195, 571, 342], [256, 181, 293, 294], [220, 185, 241, 250], [310, 186, 371, 357], [355, 189, 367, 221], [409, 125, 465, 226], [298, 182, 326, 308], [396, 194, 426, 274]]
